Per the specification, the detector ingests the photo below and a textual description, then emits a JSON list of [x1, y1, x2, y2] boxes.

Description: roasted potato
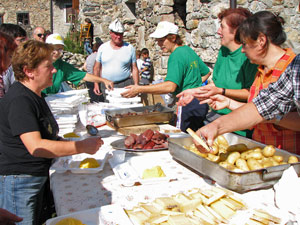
[[261, 158, 274, 168], [236, 158, 250, 171], [207, 153, 220, 162], [288, 155, 299, 163], [269, 157, 279, 166], [210, 143, 219, 155], [262, 145, 276, 157], [219, 161, 236, 170], [216, 135, 229, 149], [226, 152, 241, 165], [272, 155, 283, 163], [247, 158, 263, 170], [241, 150, 263, 160]]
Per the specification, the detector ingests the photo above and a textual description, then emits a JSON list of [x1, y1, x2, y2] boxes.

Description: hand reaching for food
[[200, 94, 231, 110]]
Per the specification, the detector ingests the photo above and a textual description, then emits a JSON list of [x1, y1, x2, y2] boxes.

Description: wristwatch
[[222, 88, 226, 95]]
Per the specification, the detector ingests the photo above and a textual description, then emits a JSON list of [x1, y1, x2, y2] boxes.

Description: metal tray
[[168, 133, 300, 193], [105, 104, 174, 128], [111, 138, 168, 152]]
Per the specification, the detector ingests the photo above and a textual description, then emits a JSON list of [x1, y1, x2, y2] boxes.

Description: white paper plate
[[109, 155, 175, 186], [106, 96, 141, 103], [46, 204, 132, 225], [50, 153, 108, 174]]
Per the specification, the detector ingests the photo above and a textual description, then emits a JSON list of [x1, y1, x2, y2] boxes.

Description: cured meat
[[123, 129, 168, 150], [143, 141, 156, 149], [142, 129, 154, 142], [124, 133, 138, 148]]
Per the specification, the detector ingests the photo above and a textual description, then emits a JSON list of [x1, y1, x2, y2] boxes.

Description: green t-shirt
[[164, 45, 210, 95], [42, 58, 86, 95], [212, 46, 258, 137]]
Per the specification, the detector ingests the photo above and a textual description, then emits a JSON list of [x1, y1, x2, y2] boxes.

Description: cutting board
[[106, 122, 160, 136]]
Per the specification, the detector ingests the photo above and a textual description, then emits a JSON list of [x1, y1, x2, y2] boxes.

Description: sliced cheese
[[210, 200, 235, 220]]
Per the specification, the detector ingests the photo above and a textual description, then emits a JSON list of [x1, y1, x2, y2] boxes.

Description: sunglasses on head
[[37, 33, 45, 38]]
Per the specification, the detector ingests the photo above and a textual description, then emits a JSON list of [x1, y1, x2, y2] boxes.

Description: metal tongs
[[186, 128, 213, 152]]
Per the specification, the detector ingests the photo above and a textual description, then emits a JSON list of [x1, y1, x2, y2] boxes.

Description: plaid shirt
[[253, 54, 300, 119], [253, 54, 300, 153]]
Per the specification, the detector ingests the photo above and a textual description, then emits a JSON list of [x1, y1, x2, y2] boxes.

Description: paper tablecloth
[[50, 125, 300, 224]]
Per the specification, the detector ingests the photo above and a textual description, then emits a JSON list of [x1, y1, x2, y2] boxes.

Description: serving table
[[49, 124, 300, 224]]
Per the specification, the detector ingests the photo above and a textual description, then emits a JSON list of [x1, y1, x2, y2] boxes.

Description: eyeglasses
[[37, 33, 45, 38], [53, 48, 64, 53]]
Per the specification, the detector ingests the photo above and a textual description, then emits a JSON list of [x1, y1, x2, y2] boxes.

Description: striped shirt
[[141, 58, 152, 80]]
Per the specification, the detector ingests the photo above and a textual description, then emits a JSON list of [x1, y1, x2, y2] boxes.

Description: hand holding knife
[[186, 128, 213, 153]]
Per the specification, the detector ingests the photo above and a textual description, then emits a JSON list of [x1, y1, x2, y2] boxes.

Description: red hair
[[218, 8, 252, 32], [0, 31, 17, 74]]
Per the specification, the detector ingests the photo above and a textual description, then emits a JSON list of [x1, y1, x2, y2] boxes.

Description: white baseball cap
[[46, 33, 65, 46], [150, 21, 179, 38], [109, 19, 125, 33]]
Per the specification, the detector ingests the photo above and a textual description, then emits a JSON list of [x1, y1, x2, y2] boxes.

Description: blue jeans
[[84, 41, 92, 55], [0, 175, 48, 225]]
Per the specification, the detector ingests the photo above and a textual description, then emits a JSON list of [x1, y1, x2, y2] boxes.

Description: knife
[[186, 128, 212, 152]]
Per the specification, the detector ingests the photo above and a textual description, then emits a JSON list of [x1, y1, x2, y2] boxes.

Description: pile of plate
[[45, 89, 89, 136], [105, 88, 142, 106]]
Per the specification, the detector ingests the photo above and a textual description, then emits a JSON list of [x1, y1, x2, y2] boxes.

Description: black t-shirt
[[0, 82, 59, 176]]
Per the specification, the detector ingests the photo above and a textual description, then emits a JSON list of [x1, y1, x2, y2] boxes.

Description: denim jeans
[[84, 41, 92, 55], [0, 175, 48, 225]]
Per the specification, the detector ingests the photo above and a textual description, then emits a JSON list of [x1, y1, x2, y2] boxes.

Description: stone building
[[78, 0, 300, 79], [1, 0, 299, 80], [0, 0, 76, 38]]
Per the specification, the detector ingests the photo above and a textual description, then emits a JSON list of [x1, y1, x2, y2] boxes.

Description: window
[[65, 3, 76, 23], [17, 12, 29, 25], [124, 0, 137, 18]]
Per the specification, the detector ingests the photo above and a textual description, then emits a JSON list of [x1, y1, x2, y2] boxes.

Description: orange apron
[[248, 48, 299, 154]]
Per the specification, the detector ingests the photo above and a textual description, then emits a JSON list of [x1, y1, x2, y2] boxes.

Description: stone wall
[[0, 0, 51, 37], [52, 0, 74, 38], [78, 0, 300, 80]]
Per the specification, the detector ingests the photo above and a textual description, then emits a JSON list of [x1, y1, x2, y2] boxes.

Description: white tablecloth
[[50, 125, 300, 224]]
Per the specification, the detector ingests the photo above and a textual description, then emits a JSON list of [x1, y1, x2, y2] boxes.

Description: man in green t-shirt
[[121, 21, 211, 132], [43, 33, 113, 95]]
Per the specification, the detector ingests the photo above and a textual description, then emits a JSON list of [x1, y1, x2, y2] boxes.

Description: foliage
[[63, 13, 84, 54], [64, 30, 84, 54]]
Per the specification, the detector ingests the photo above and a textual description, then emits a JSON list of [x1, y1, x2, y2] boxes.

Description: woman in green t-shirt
[[177, 7, 258, 137], [122, 21, 211, 132]]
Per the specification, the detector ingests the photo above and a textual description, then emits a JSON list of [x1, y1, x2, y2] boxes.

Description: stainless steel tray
[[168, 133, 300, 193], [105, 104, 174, 128]]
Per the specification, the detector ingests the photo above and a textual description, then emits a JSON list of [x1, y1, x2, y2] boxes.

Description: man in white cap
[[43, 33, 113, 95], [93, 19, 139, 100], [122, 21, 211, 132]]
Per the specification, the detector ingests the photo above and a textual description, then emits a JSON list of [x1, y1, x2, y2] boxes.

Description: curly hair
[[12, 40, 54, 81]]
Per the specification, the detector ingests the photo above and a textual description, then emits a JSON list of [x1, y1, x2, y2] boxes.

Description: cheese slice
[[168, 214, 192, 225]]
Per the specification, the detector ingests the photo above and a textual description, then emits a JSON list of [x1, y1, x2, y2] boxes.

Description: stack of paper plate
[[105, 88, 142, 105], [45, 89, 89, 136]]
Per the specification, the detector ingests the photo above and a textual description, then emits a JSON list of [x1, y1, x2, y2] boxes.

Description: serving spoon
[[86, 125, 99, 136]]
